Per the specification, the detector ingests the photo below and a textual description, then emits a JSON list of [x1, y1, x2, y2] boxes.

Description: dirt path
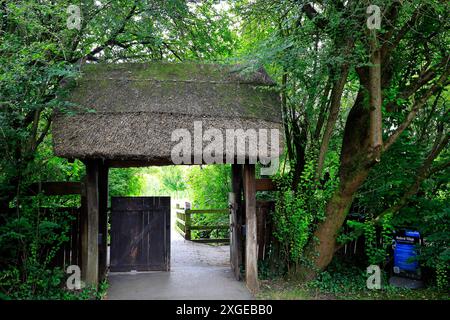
[[107, 231, 252, 300]]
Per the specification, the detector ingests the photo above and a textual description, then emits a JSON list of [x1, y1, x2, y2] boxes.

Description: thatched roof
[[52, 62, 282, 165]]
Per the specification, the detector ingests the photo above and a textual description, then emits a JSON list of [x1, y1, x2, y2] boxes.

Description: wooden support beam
[[26, 181, 83, 196], [80, 193, 87, 272], [98, 162, 109, 282], [230, 164, 243, 281], [106, 159, 169, 168], [255, 178, 276, 191], [81, 160, 99, 287], [243, 164, 258, 293]]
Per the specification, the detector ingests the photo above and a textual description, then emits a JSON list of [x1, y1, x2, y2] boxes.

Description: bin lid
[[405, 230, 420, 237]]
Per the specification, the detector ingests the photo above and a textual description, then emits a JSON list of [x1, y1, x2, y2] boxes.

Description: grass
[[256, 278, 450, 300], [256, 258, 450, 300]]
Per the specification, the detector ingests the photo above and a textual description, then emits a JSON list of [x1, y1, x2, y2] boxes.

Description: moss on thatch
[[53, 62, 282, 162], [80, 62, 275, 84]]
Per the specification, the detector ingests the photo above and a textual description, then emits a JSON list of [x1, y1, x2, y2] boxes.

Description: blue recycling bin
[[393, 230, 421, 278]]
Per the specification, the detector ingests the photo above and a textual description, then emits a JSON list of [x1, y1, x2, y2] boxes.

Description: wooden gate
[[110, 197, 170, 272]]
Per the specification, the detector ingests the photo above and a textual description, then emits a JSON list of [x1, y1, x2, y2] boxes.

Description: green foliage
[[0, 204, 78, 299], [140, 167, 189, 198], [1, 0, 449, 299], [271, 158, 339, 270], [186, 165, 231, 239], [236, 0, 449, 287], [160, 166, 187, 196], [349, 131, 450, 282], [109, 168, 145, 197], [259, 257, 450, 300], [307, 261, 368, 296], [338, 215, 394, 266], [364, 217, 394, 266], [396, 195, 450, 289], [0, 8, 82, 302], [1, 0, 237, 299], [436, 261, 449, 291], [187, 165, 230, 209]]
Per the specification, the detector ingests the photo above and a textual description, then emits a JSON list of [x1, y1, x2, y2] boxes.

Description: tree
[[0, 0, 236, 210], [0, 0, 237, 298], [235, 0, 449, 276], [161, 166, 187, 197], [309, 0, 449, 274]]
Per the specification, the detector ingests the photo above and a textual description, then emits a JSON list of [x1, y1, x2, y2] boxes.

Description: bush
[[0, 204, 78, 299], [271, 157, 338, 274], [186, 165, 231, 239], [109, 168, 145, 197]]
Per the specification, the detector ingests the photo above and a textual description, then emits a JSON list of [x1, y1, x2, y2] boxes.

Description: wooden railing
[[175, 203, 230, 244]]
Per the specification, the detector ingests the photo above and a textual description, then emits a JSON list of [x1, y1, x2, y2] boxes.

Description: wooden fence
[[255, 201, 275, 261], [175, 202, 230, 244], [25, 182, 84, 270], [46, 207, 82, 269]]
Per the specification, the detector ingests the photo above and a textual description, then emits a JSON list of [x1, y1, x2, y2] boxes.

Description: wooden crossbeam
[[255, 178, 276, 191], [26, 181, 83, 196]]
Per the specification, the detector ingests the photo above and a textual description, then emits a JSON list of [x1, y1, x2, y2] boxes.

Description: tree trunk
[[368, 29, 383, 161], [309, 170, 370, 272], [305, 86, 372, 276], [291, 118, 308, 191], [315, 64, 350, 180]]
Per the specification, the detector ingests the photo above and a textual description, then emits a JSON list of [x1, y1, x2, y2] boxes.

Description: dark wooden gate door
[[110, 197, 170, 272]]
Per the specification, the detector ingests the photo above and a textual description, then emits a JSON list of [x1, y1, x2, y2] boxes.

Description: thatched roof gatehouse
[[53, 62, 282, 167], [52, 62, 282, 294]]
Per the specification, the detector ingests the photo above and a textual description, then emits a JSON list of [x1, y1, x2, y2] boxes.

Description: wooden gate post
[[243, 164, 258, 293], [98, 162, 109, 282], [81, 160, 99, 287], [185, 209, 192, 241], [230, 164, 243, 280]]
